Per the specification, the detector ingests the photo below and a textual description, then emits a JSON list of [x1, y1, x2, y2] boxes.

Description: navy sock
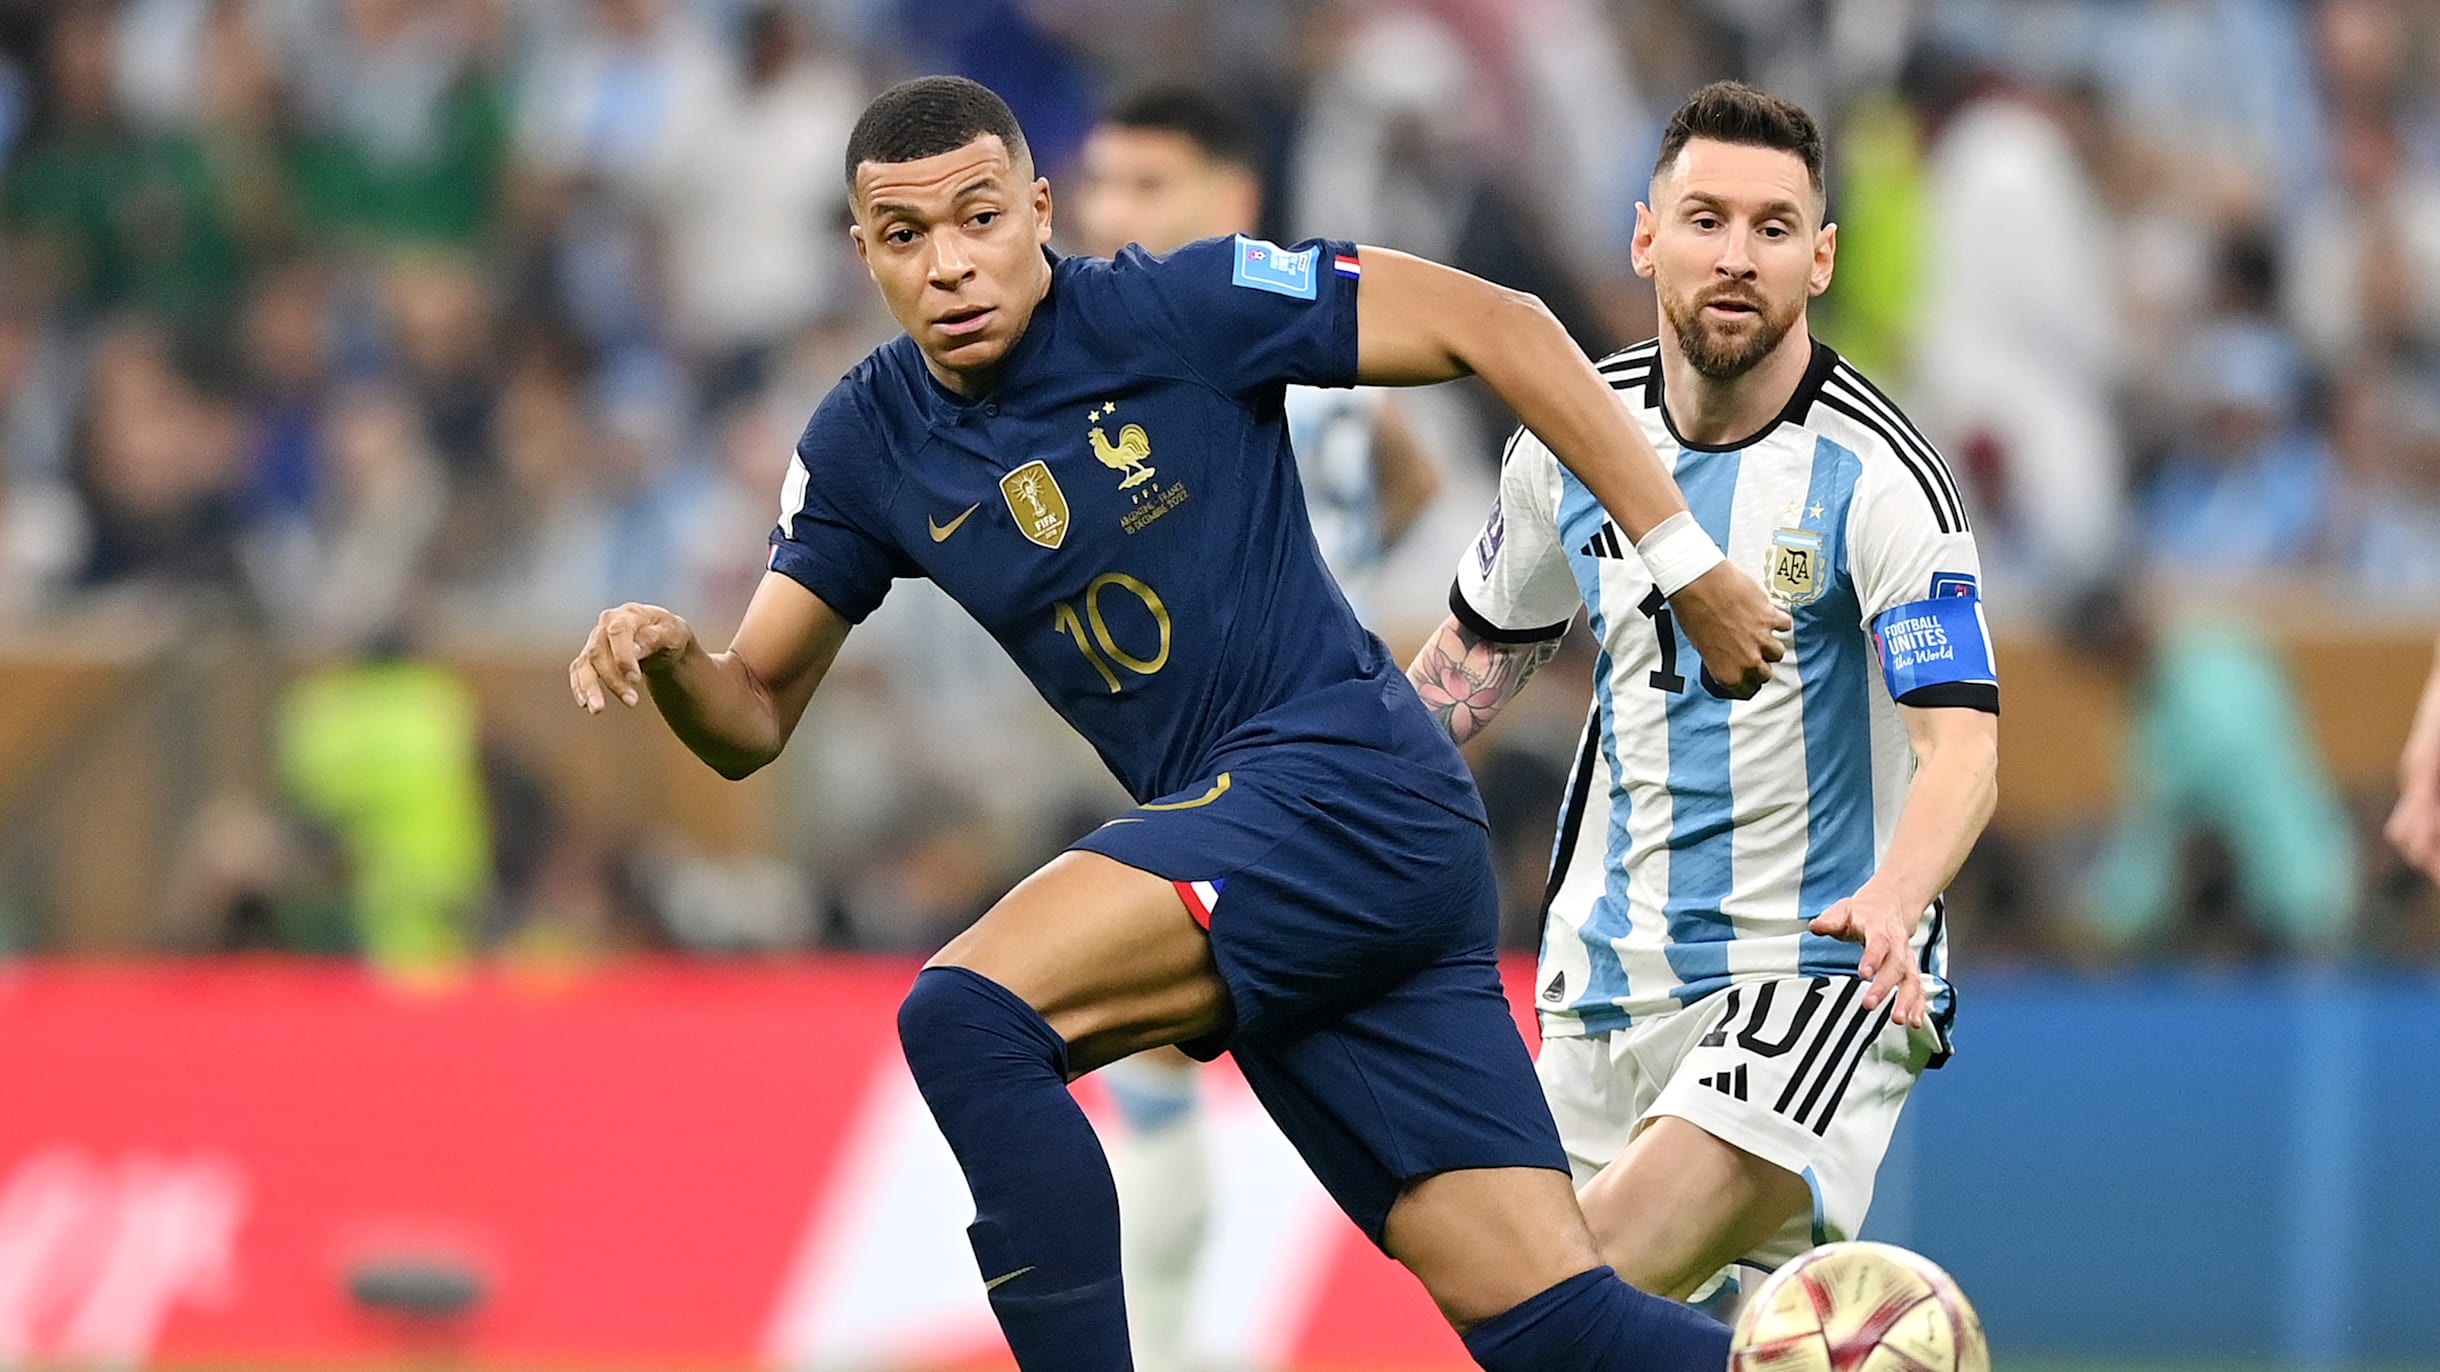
[[1462, 1266, 1730, 1372], [897, 966, 1132, 1372]]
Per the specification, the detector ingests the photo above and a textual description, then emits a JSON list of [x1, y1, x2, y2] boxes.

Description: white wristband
[[1635, 511, 1725, 598]]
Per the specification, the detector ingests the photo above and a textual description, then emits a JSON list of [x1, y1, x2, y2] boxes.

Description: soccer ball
[[1728, 1241, 1988, 1372]]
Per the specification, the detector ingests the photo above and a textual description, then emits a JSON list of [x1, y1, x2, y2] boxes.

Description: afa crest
[[1001, 460, 1070, 549], [1766, 526, 1826, 606]]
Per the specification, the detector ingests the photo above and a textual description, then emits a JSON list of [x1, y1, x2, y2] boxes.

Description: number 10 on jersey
[[1055, 572, 1173, 692]]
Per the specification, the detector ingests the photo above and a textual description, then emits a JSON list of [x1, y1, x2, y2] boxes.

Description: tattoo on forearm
[[1406, 620, 1563, 745]]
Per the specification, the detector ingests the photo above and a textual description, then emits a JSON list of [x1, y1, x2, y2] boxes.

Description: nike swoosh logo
[[1098, 818, 1144, 828], [929, 503, 983, 542], [983, 1265, 1036, 1292]]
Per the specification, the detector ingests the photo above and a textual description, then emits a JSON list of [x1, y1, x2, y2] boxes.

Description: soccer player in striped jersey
[[1409, 82, 2000, 1309], [1072, 86, 1446, 1372]]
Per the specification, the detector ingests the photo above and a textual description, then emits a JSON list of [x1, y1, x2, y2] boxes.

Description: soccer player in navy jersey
[[570, 76, 1787, 1372]]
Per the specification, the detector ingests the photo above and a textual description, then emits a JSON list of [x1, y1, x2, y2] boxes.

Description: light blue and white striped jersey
[[1453, 338, 1989, 1051]]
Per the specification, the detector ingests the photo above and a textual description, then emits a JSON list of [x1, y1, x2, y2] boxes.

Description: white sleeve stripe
[[775, 449, 811, 530], [1817, 384, 1964, 534], [1824, 369, 1968, 530]]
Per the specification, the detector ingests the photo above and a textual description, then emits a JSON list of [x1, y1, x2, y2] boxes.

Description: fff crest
[[1001, 460, 1070, 549], [1767, 526, 1826, 605]]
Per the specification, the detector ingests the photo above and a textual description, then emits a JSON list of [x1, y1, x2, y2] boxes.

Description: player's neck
[[1658, 327, 1815, 447]]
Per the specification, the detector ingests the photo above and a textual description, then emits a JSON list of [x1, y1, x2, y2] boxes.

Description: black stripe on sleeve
[[1825, 372, 1969, 531], [1542, 705, 1603, 914], [1816, 391, 1956, 534], [1896, 681, 1999, 714], [1449, 581, 1572, 645], [1836, 366, 1970, 523]]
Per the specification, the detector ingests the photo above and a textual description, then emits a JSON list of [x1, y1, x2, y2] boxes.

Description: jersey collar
[[1649, 336, 1840, 453]]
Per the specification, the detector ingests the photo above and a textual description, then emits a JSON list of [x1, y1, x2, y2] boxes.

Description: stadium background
[[0, 0, 2433, 1368]]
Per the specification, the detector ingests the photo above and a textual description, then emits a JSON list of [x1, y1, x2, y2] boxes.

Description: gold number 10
[[1053, 572, 1173, 692]]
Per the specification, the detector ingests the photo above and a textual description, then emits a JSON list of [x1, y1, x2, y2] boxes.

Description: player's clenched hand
[[571, 603, 697, 713], [1666, 563, 1791, 698], [1810, 886, 1929, 1030]]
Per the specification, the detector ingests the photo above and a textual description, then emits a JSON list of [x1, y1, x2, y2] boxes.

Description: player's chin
[[929, 329, 1010, 371]]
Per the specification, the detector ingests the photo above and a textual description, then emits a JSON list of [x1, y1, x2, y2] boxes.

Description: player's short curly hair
[[1654, 81, 1825, 203], [844, 75, 1030, 192]]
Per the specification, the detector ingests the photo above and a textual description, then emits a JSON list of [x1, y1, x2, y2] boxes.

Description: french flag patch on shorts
[[1176, 878, 1226, 928]]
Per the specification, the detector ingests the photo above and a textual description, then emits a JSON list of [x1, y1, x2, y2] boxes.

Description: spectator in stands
[[2080, 582, 2358, 956]]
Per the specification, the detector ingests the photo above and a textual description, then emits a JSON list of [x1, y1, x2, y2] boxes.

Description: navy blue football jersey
[[768, 234, 1478, 819]]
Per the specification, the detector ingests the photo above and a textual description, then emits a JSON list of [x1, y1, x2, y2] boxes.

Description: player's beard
[[1664, 284, 1800, 381]]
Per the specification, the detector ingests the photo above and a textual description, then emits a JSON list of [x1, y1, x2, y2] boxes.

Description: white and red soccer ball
[[1729, 1241, 1989, 1372]]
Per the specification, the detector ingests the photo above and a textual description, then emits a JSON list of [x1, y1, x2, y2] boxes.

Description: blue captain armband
[[1871, 595, 1999, 712]]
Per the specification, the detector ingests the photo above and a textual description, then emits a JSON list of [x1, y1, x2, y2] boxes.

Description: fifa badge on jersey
[[1766, 526, 1827, 606], [1231, 234, 1318, 300], [1475, 495, 1507, 574], [1001, 460, 1071, 549]]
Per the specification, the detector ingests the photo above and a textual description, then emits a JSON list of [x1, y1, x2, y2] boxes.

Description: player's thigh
[[1580, 1115, 1810, 1301], [928, 849, 1228, 1073], [1381, 1166, 1604, 1330]]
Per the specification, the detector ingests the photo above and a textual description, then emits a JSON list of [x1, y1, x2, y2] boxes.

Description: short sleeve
[[1114, 234, 1361, 397], [767, 384, 914, 624], [1450, 429, 1581, 641], [1848, 451, 1997, 711]]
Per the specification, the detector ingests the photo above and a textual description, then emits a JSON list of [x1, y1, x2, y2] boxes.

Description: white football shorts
[[1536, 974, 1936, 1270]]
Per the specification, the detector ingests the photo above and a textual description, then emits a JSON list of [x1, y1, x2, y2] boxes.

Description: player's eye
[[971, 210, 1000, 229], [1760, 224, 1789, 239], [1692, 215, 1720, 230], [885, 226, 920, 246]]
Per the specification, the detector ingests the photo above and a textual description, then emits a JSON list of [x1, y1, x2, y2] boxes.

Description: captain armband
[[1871, 595, 1999, 713]]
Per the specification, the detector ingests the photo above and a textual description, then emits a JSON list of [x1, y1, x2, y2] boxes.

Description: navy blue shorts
[[1071, 756, 1568, 1243]]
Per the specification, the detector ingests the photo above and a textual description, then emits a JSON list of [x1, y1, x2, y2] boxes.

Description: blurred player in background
[[1410, 82, 1999, 1312], [1071, 85, 1445, 1372], [2391, 640, 2440, 881], [573, 76, 1791, 1372]]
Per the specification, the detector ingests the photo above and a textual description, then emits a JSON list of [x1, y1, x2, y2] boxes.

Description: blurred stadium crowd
[[0, 0, 2433, 970]]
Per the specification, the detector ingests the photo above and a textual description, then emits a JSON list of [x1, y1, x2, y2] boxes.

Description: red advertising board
[[0, 959, 1525, 1369]]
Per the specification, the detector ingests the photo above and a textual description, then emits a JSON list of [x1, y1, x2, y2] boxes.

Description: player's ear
[[1810, 221, 1836, 297], [1629, 202, 1658, 280], [1033, 178, 1054, 245]]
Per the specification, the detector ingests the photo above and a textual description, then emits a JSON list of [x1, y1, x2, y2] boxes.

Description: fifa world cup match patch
[[1231, 235, 1318, 299], [1871, 594, 1996, 700], [1929, 570, 1977, 599]]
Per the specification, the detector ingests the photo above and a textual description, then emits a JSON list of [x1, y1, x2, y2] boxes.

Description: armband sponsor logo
[[1230, 235, 1318, 300], [1878, 614, 1954, 662]]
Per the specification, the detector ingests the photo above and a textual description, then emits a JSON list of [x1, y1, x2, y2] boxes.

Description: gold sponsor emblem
[[1000, 461, 1070, 549], [1767, 527, 1826, 606]]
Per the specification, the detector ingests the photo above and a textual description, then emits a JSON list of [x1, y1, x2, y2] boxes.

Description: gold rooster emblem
[[1088, 404, 1157, 489]]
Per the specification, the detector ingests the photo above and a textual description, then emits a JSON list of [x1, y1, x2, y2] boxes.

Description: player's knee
[[897, 965, 1068, 1090]]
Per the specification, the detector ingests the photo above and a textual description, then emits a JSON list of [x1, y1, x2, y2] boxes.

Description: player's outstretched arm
[[1809, 705, 1997, 1029], [569, 571, 852, 781], [1404, 614, 1564, 747], [2387, 636, 2440, 880], [1350, 247, 1788, 694]]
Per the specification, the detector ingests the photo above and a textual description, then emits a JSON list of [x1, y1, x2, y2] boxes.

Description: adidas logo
[[1541, 970, 1568, 1003], [1578, 522, 1631, 560], [1699, 1065, 1749, 1101]]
